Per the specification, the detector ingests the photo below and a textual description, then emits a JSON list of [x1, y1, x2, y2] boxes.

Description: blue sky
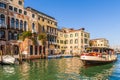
[[24, 0, 120, 46]]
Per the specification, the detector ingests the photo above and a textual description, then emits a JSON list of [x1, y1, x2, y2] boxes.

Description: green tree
[[19, 31, 32, 41], [38, 33, 47, 45], [19, 31, 37, 45]]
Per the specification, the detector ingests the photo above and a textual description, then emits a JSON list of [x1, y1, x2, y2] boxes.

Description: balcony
[[32, 29, 37, 34], [47, 32, 57, 36], [48, 41, 57, 45], [0, 24, 7, 29]]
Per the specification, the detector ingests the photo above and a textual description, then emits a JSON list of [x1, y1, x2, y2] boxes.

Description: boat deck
[[80, 55, 117, 61]]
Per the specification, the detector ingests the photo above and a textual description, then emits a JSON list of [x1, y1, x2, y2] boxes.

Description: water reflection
[[0, 57, 116, 80], [80, 63, 115, 80], [3, 66, 15, 75], [108, 54, 120, 80], [19, 62, 30, 80]]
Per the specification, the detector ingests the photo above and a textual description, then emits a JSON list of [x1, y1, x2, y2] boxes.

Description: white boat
[[2, 55, 16, 64], [80, 47, 117, 65]]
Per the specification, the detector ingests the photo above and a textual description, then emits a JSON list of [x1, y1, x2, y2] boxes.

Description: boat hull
[[47, 55, 62, 59], [2, 55, 15, 65], [80, 55, 117, 65]]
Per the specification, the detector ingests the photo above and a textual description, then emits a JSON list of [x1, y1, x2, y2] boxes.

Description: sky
[[24, 0, 120, 46]]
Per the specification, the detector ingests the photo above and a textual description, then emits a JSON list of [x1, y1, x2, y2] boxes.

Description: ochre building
[[0, 0, 57, 59]]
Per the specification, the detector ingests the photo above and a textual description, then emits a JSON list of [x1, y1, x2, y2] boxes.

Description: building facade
[[0, 0, 28, 57], [57, 28, 90, 56], [0, 0, 57, 59], [0, 0, 90, 59], [90, 38, 109, 48]]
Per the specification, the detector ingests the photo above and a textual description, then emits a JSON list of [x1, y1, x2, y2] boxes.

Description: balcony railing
[[48, 41, 57, 45], [0, 24, 7, 28], [47, 32, 57, 36], [32, 29, 37, 33]]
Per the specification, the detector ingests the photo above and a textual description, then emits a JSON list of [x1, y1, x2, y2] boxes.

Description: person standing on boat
[[108, 50, 112, 60]]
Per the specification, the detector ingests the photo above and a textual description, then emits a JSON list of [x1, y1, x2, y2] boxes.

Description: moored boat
[[47, 54, 62, 59], [2, 55, 16, 65], [80, 47, 117, 65]]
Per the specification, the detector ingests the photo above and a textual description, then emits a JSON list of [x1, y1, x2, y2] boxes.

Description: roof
[[91, 38, 108, 41], [26, 7, 55, 20]]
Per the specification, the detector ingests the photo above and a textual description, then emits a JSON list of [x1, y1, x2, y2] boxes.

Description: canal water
[[108, 54, 120, 80], [0, 56, 119, 80]]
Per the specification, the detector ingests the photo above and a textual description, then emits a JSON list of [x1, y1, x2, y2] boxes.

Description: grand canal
[[0, 55, 119, 80]]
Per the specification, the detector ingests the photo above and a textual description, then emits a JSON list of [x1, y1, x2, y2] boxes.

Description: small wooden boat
[[80, 47, 117, 65], [47, 54, 62, 59], [2, 55, 16, 65]]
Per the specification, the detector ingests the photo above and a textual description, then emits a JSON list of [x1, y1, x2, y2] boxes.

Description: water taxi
[[80, 47, 117, 65]]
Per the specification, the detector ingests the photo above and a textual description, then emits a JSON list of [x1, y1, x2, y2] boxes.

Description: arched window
[[14, 45, 19, 55], [42, 26, 45, 32], [32, 23, 35, 30], [0, 14, 5, 26], [81, 39, 83, 43], [70, 39, 73, 44], [32, 23, 35, 33], [24, 21, 27, 31], [16, 19, 19, 29], [75, 39, 78, 44], [0, 30, 5, 39], [11, 18, 15, 28], [14, 32, 17, 40], [8, 31, 12, 40], [66, 40, 68, 44], [0, 2, 6, 8], [20, 20, 23, 29]]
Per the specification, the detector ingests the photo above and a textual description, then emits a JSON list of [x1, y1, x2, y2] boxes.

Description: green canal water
[[0, 57, 115, 80]]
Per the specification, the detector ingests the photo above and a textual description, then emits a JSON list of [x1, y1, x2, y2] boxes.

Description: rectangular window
[[48, 20, 50, 24], [0, 31, 5, 39], [57, 40, 59, 43], [19, 9, 22, 14], [18, 1, 22, 5], [14, 7, 17, 12], [35, 46, 38, 55], [60, 40, 63, 44], [84, 38, 88, 44], [30, 45, 33, 55], [75, 33, 78, 37], [84, 34, 87, 37], [81, 33, 83, 36], [81, 39, 83, 43], [64, 41, 66, 44], [24, 11, 27, 15], [70, 34, 73, 37], [32, 14, 35, 18], [39, 46, 42, 54], [42, 18, 44, 22], [9, 6, 13, 11]]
